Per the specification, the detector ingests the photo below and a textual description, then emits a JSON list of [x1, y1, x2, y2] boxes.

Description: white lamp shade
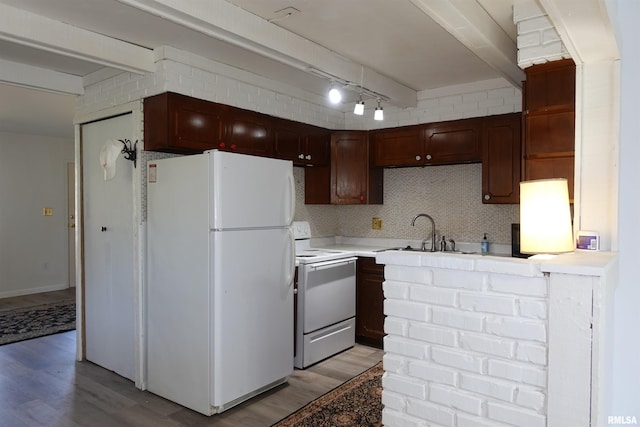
[[520, 178, 574, 254], [354, 101, 365, 115], [374, 107, 384, 121]]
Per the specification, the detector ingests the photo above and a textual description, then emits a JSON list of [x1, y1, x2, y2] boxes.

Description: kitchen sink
[[377, 245, 433, 252], [378, 246, 478, 255]]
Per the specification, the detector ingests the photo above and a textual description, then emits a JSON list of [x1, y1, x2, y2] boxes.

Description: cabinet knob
[[230, 143, 237, 150], [484, 194, 491, 200], [305, 154, 312, 160], [219, 142, 226, 149], [360, 195, 365, 202], [298, 154, 304, 159], [426, 154, 432, 160], [415, 155, 421, 161]]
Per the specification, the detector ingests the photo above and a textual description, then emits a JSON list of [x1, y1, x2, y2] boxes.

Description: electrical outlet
[[372, 217, 382, 230], [43, 207, 53, 216]]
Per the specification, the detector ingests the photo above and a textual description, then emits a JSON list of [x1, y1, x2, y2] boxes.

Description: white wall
[[0, 131, 74, 297], [611, 0, 640, 416]]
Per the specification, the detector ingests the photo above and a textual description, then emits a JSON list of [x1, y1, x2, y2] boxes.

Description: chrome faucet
[[411, 213, 436, 252]]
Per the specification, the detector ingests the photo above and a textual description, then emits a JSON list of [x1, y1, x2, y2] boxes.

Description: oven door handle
[[308, 257, 357, 271]]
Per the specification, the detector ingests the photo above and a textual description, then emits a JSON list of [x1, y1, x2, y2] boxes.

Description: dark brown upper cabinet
[[305, 131, 382, 205], [370, 118, 482, 168], [144, 92, 226, 154], [370, 126, 423, 167], [522, 59, 576, 200], [220, 109, 273, 157], [272, 119, 330, 166], [424, 118, 483, 165], [482, 113, 522, 204]]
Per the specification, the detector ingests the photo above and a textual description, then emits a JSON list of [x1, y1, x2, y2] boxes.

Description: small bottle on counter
[[481, 233, 490, 254]]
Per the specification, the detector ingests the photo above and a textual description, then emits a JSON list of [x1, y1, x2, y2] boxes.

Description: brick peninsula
[[375, 250, 616, 427]]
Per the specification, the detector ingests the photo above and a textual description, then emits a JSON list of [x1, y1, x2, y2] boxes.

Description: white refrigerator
[[146, 150, 296, 415]]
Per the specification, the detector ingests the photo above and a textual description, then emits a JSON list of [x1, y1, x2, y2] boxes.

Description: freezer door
[[209, 150, 295, 229], [210, 227, 295, 408]]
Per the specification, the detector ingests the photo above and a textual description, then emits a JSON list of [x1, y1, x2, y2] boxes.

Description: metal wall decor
[[119, 139, 138, 168]]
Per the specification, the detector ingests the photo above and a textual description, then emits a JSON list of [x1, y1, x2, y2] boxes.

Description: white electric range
[[292, 221, 357, 368]]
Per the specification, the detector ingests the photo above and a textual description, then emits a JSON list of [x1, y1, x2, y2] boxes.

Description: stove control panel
[[292, 221, 311, 240]]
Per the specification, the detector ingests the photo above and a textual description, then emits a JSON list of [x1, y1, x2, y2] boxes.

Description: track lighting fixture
[[374, 99, 384, 121], [354, 94, 365, 115]]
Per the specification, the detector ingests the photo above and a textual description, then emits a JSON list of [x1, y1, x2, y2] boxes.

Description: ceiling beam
[[115, 0, 418, 108], [409, 0, 525, 88], [538, 0, 619, 63], [0, 3, 155, 76], [0, 59, 84, 95]]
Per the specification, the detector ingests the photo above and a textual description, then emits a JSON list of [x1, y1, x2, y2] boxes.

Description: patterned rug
[[273, 362, 383, 427], [0, 301, 76, 345]]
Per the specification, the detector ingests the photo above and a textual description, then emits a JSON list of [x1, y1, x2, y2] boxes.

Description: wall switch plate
[[43, 207, 53, 216], [372, 217, 382, 230]]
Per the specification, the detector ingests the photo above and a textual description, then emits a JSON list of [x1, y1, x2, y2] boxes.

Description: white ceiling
[[0, 0, 524, 139]]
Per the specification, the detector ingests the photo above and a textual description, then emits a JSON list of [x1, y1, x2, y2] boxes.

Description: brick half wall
[[378, 253, 548, 427]]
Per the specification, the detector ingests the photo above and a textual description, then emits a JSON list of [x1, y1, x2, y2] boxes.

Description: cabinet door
[[482, 113, 521, 204], [273, 121, 303, 163], [304, 166, 331, 204], [221, 109, 273, 156], [524, 157, 575, 201], [524, 59, 575, 112], [144, 92, 225, 153], [424, 118, 482, 164], [303, 129, 330, 166], [524, 111, 575, 156], [330, 132, 369, 204], [523, 59, 576, 200], [273, 122, 329, 166], [356, 257, 385, 348], [370, 126, 423, 167], [310, 132, 381, 205]]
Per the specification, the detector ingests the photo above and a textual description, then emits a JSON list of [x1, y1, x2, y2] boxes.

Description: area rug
[[0, 301, 76, 345], [273, 362, 383, 427]]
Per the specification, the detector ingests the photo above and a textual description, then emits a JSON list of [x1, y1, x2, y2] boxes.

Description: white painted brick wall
[[487, 401, 546, 427], [346, 78, 522, 130], [430, 384, 483, 416], [514, 0, 571, 69], [77, 52, 344, 131], [381, 255, 549, 426]]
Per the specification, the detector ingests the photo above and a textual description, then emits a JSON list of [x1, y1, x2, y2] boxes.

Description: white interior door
[[82, 114, 135, 381], [67, 162, 76, 288]]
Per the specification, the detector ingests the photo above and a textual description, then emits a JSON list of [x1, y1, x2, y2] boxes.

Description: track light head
[[374, 99, 384, 121], [328, 85, 342, 104], [354, 97, 365, 115]]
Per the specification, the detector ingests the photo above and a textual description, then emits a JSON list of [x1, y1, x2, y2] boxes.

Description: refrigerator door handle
[[286, 171, 296, 225], [286, 228, 295, 286]]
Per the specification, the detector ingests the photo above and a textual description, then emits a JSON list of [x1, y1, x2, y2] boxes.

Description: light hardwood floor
[[0, 288, 75, 312], [0, 290, 383, 427]]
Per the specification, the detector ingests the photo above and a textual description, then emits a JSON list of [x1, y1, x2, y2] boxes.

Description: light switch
[[43, 207, 53, 216]]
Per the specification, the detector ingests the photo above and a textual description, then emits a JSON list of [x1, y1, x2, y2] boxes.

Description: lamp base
[[528, 254, 560, 261]]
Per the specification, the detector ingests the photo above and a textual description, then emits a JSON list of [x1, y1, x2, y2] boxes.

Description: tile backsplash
[[293, 164, 519, 245]]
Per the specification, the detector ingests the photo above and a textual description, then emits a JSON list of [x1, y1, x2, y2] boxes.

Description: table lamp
[[520, 178, 574, 255]]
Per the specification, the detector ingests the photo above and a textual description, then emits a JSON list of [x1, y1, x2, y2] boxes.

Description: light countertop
[[305, 236, 618, 278]]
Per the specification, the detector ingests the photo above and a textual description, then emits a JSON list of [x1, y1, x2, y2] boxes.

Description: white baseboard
[[0, 283, 71, 299]]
